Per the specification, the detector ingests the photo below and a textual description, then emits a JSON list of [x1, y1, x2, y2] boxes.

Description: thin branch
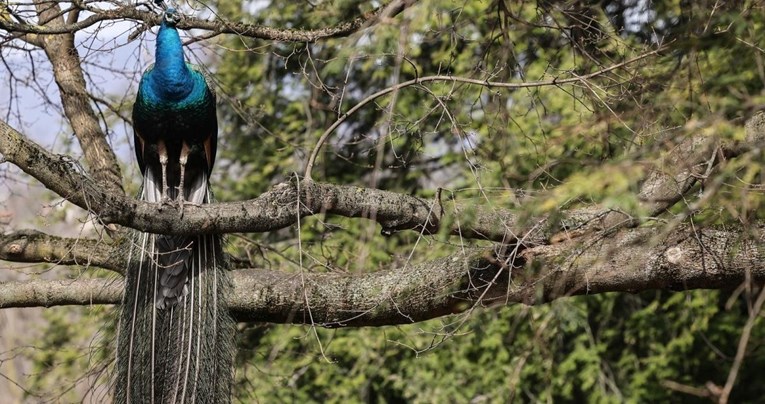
[[303, 46, 668, 179], [719, 283, 765, 403], [0, 0, 416, 42]]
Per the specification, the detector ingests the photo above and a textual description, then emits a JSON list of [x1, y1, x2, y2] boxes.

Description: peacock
[[114, 8, 234, 403]]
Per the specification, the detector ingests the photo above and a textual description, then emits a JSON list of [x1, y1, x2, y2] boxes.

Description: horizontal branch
[[2, 225, 764, 327], [0, 230, 126, 274], [0, 120, 523, 240], [0, 0, 415, 42], [2, 115, 764, 246], [0, 278, 122, 308]]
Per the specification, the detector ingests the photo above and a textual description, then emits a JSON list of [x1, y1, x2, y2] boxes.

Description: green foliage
[[26, 283, 114, 401]]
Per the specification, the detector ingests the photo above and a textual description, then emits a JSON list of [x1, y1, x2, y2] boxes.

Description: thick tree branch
[[2, 116, 763, 245], [0, 119, 97, 209], [0, 119, 522, 239], [0, 278, 121, 308], [235, 225, 765, 325], [1, 225, 762, 326], [0, 230, 126, 274], [33, 0, 123, 194], [4, 116, 761, 325]]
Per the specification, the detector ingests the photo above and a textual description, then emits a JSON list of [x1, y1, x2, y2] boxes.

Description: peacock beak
[[164, 8, 181, 25]]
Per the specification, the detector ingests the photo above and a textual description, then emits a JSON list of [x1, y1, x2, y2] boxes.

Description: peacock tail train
[[114, 228, 234, 403], [114, 8, 234, 403]]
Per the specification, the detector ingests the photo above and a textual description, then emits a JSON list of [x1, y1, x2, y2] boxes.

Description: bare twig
[[304, 46, 667, 179], [719, 283, 765, 403]]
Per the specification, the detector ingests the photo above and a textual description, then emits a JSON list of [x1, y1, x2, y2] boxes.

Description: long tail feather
[[155, 235, 192, 309], [115, 176, 234, 403]]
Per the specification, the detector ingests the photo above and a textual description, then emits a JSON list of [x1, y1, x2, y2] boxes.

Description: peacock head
[[163, 8, 181, 26]]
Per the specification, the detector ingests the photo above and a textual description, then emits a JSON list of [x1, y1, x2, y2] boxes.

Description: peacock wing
[[188, 63, 218, 174], [131, 64, 157, 176]]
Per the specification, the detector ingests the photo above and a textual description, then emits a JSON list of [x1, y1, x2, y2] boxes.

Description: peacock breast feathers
[[136, 63, 215, 107], [133, 63, 217, 143]]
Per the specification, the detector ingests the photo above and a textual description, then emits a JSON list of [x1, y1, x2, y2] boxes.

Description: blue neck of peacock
[[152, 20, 193, 101]]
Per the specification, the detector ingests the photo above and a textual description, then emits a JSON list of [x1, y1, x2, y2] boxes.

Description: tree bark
[[2, 225, 762, 327]]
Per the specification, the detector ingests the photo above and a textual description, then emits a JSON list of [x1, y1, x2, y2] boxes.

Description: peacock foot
[[158, 196, 179, 213]]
